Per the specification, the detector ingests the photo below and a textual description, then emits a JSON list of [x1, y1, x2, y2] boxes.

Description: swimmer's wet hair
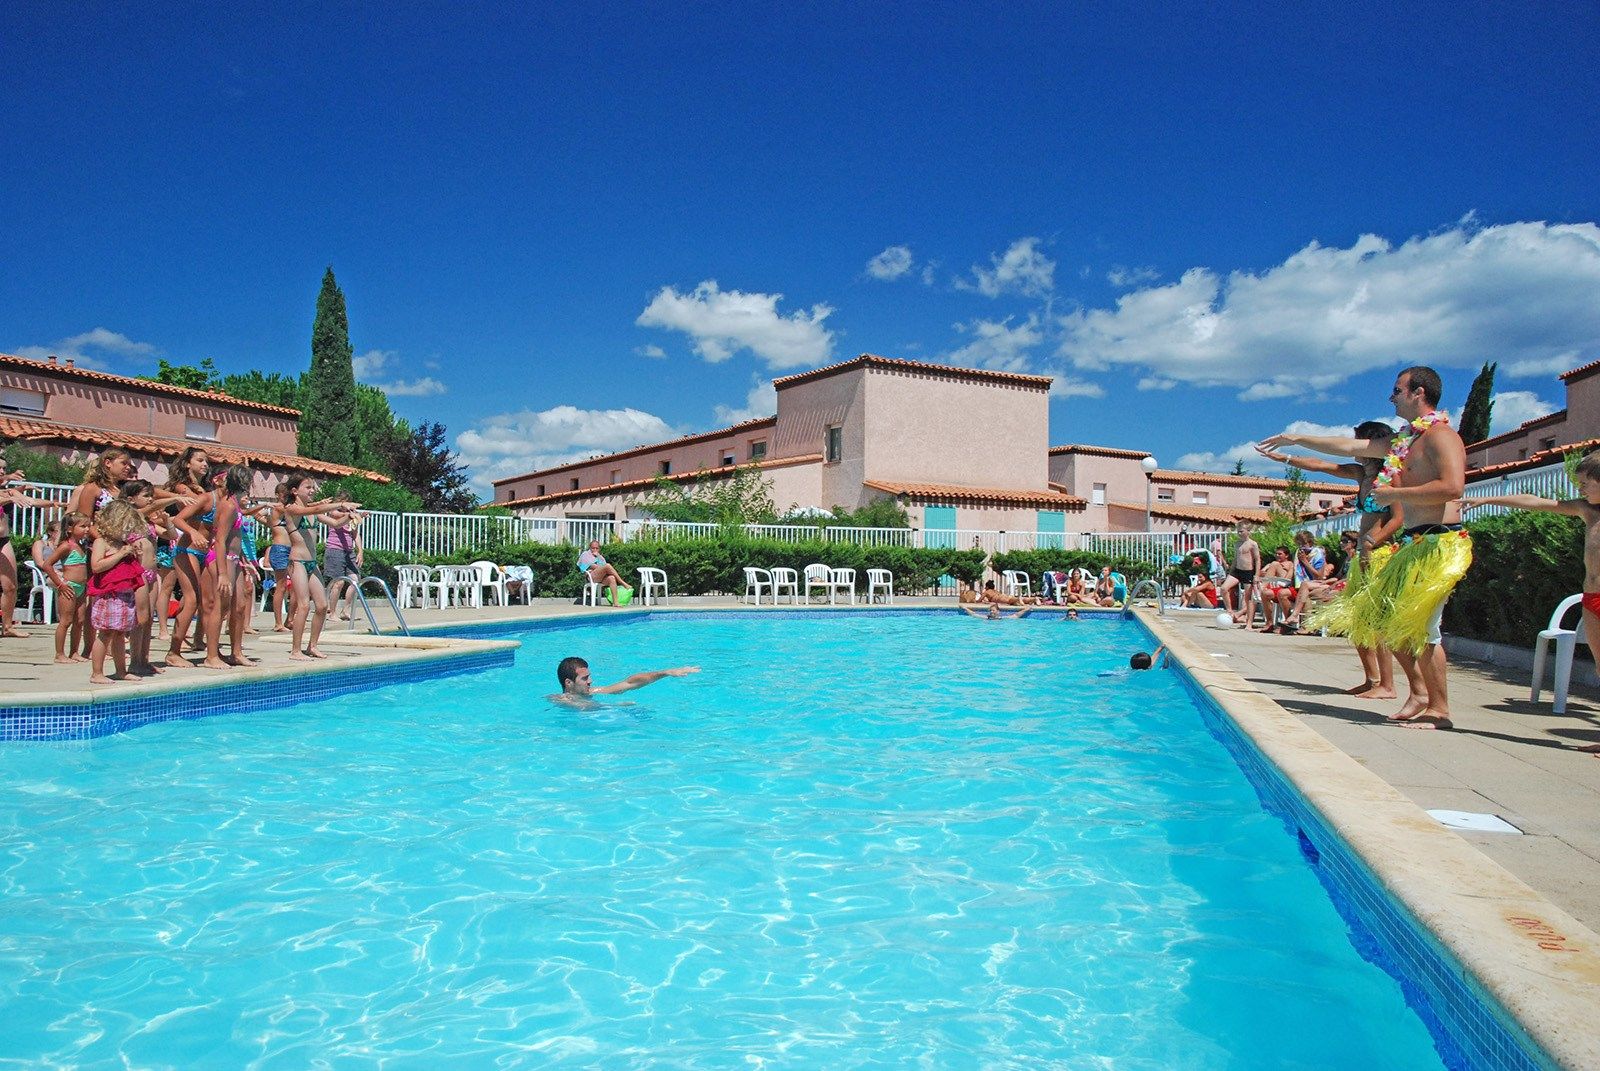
[[557, 656, 588, 687], [1575, 450, 1600, 483], [1130, 652, 1153, 670]]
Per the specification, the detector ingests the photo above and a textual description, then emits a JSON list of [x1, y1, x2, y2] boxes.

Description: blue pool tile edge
[[1145, 623, 1563, 1071], [0, 647, 515, 743]]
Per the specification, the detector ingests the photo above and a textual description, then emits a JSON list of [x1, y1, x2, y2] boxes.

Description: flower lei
[[1375, 410, 1450, 488]]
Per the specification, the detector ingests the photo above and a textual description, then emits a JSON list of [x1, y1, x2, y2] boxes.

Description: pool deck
[[5, 597, 1600, 1066]]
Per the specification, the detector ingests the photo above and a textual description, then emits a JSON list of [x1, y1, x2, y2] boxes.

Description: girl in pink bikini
[[86, 500, 148, 684], [115, 480, 166, 676]]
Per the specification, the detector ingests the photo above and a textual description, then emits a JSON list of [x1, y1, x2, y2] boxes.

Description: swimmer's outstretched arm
[[595, 665, 701, 695]]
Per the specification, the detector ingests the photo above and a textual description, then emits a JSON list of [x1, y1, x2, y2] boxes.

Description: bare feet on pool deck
[[55, 655, 74, 665], [1386, 694, 1431, 722], [1400, 713, 1453, 730], [303, 647, 328, 659], [1355, 685, 1398, 700], [2, 627, 29, 638], [89, 674, 112, 684], [115, 672, 140, 682], [288, 651, 312, 662], [225, 655, 258, 667], [165, 653, 193, 669], [273, 624, 290, 633], [201, 657, 229, 670]]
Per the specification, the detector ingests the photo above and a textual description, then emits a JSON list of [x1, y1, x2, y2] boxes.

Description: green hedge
[[989, 549, 1162, 584], [1443, 511, 1583, 647], [416, 538, 988, 598]]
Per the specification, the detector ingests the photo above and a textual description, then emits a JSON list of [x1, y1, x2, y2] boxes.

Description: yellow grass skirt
[[1318, 530, 1472, 656], [1307, 542, 1394, 645]]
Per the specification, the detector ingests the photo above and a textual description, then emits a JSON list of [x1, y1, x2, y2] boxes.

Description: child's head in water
[[1129, 652, 1154, 670]]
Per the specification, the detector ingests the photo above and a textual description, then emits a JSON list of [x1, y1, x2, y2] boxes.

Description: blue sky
[[5, 3, 1600, 492]]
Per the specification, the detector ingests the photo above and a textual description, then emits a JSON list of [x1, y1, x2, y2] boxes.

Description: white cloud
[[713, 381, 777, 425], [1047, 375, 1106, 399], [634, 344, 667, 359], [958, 237, 1055, 298], [13, 327, 157, 369], [1058, 222, 1600, 397], [941, 314, 1044, 372], [920, 263, 937, 286], [1177, 419, 1395, 476], [1502, 353, 1580, 378], [1108, 265, 1159, 288], [1488, 390, 1557, 435], [865, 245, 913, 281], [1137, 376, 1177, 391], [636, 280, 835, 369], [353, 348, 447, 397], [455, 405, 678, 489]]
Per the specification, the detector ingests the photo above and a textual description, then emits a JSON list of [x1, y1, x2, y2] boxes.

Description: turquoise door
[[923, 506, 957, 548], [1037, 510, 1065, 550]]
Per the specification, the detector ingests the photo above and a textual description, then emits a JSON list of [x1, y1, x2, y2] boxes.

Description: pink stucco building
[[0, 352, 383, 491], [1466, 359, 1600, 477], [495, 353, 1342, 535]]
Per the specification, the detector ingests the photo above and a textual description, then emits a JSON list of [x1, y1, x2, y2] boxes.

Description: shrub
[[990, 549, 1161, 583], [1444, 511, 1583, 647]]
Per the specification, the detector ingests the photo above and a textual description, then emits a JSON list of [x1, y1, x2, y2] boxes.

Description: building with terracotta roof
[[0, 352, 385, 492], [494, 353, 1343, 535], [1465, 359, 1600, 471]]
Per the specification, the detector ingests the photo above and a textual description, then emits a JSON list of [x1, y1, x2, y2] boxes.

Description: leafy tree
[[1231, 459, 1248, 476], [1258, 466, 1311, 550], [3, 443, 86, 485], [383, 420, 477, 512], [220, 369, 302, 411], [353, 385, 400, 475], [640, 464, 778, 525], [317, 474, 422, 514], [824, 498, 911, 529], [1458, 361, 1496, 445], [147, 357, 222, 391], [300, 267, 359, 465]]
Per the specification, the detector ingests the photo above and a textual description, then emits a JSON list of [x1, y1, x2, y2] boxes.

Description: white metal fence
[[1295, 457, 1575, 539]]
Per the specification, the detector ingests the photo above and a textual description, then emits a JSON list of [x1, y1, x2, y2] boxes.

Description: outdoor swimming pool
[[0, 612, 1465, 1068]]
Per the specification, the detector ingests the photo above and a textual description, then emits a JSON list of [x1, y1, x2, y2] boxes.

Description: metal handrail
[[349, 575, 410, 636], [1127, 578, 1164, 616]]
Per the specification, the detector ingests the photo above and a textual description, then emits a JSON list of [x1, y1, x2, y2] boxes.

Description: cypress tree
[[1459, 361, 1496, 445], [300, 267, 359, 464]]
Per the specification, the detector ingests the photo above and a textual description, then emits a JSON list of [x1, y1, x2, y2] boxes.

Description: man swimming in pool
[[549, 655, 700, 707]]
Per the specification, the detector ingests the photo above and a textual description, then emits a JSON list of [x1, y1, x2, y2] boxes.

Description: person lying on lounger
[[549, 655, 699, 707]]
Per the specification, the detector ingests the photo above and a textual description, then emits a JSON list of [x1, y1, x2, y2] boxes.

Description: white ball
[[1215, 612, 1234, 628]]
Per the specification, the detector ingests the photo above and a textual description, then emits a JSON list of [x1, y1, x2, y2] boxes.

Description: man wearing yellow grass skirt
[[1261, 366, 1470, 730]]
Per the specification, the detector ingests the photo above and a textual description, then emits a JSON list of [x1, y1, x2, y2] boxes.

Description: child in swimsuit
[[117, 480, 166, 676], [161, 446, 212, 664], [44, 511, 93, 663], [87, 500, 148, 684]]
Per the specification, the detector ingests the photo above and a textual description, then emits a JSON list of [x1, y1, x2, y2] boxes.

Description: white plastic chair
[[503, 565, 534, 605], [866, 568, 894, 604], [396, 565, 443, 609], [470, 560, 508, 607], [1532, 593, 1587, 714], [803, 563, 850, 605], [637, 566, 669, 606], [24, 561, 54, 624], [771, 567, 800, 604], [743, 566, 773, 605], [582, 578, 604, 606], [830, 567, 857, 605], [438, 565, 479, 608], [1002, 570, 1031, 598]]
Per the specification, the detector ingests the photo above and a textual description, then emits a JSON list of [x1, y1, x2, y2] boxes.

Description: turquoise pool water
[[0, 612, 1454, 1069]]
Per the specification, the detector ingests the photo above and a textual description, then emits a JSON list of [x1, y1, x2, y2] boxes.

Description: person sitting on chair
[[577, 540, 632, 606]]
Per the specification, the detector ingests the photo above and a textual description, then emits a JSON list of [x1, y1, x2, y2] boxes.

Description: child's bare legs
[[53, 590, 77, 663], [1349, 644, 1396, 699], [90, 627, 133, 684], [272, 569, 290, 630], [157, 565, 176, 639], [131, 585, 156, 673], [0, 548, 24, 637], [200, 559, 227, 670], [167, 554, 201, 666], [1578, 609, 1600, 754], [288, 563, 330, 660], [228, 568, 255, 665]]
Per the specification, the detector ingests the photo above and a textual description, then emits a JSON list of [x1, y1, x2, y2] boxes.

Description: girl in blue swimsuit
[[161, 447, 211, 666]]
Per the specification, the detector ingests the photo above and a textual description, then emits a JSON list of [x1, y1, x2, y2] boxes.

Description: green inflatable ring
[[606, 586, 634, 606]]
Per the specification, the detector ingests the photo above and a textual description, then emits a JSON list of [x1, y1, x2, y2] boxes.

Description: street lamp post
[[1141, 455, 1159, 533]]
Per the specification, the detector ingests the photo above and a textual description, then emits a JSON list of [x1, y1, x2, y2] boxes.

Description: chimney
[[47, 354, 57, 364], [64, 358, 75, 368]]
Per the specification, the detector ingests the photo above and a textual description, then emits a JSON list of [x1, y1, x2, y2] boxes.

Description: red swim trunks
[[1583, 592, 1600, 617]]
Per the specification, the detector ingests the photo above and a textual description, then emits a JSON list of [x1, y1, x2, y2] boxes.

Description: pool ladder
[[1127, 578, 1165, 616], [348, 575, 411, 636]]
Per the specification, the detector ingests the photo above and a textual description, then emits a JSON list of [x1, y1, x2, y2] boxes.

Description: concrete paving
[[1151, 606, 1600, 934]]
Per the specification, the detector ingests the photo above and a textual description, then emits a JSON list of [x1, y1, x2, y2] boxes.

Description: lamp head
[[1140, 456, 1159, 474]]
